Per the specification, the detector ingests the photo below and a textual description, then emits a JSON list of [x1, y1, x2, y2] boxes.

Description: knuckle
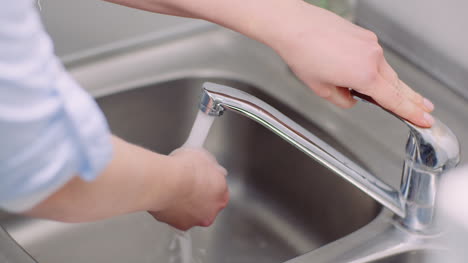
[[390, 73, 400, 86], [358, 67, 380, 86], [221, 198, 229, 209], [317, 91, 331, 99], [390, 98, 404, 112], [314, 86, 332, 98], [364, 30, 379, 42], [387, 92, 404, 112], [179, 224, 190, 231], [376, 45, 384, 57], [355, 55, 382, 87], [201, 217, 214, 227], [369, 44, 384, 59]]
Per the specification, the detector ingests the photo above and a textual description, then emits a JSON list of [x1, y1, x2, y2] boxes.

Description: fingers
[[399, 80, 434, 112], [375, 59, 434, 127], [330, 86, 357, 108], [379, 59, 434, 113], [200, 189, 229, 227], [369, 75, 434, 127]]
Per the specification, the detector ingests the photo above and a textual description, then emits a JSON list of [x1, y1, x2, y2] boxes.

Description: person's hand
[[268, 2, 434, 127], [149, 148, 229, 231]]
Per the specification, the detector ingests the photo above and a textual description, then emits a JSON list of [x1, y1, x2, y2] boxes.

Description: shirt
[[0, 0, 113, 212]]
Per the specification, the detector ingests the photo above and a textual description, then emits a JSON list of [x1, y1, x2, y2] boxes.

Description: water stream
[[183, 111, 216, 148], [169, 110, 216, 263]]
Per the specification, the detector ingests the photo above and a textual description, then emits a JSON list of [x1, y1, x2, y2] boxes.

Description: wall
[[356, 0, 468, 99], [38, 0, 194, 58]]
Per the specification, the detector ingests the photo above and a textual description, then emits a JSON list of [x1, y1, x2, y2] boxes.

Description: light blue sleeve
[[0, 0, 113, 212]]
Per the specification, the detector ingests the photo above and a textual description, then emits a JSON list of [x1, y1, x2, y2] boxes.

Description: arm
[[105, 0, 434, 127], [25, 136, 176, 222], [26, 137, 228, 229]]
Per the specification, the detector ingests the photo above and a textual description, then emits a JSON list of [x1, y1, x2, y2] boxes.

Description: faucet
[[198, 82, 460, 262]]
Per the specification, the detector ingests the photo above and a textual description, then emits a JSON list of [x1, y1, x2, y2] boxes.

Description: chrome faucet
[[198, 82, 460, 262], [349, 90, 460, 232]]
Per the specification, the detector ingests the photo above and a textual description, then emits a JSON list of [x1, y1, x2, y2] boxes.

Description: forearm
[[25, 136, 184, 222], [104, 0, 307, 47]]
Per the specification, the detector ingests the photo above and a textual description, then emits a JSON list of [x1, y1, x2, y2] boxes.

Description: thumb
[[327, 86, 357, 109]]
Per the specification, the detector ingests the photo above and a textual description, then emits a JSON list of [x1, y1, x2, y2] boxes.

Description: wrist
[[230, 0, 315, 49], [128, 147, 182, 212], [259, 2, 323, 54], [144, 153, 195, 212], [166, 154, 193, 205], [189, 0, 308, 47]]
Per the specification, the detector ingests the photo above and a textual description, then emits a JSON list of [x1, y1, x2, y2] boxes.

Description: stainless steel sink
[[1, 23, 468, 263]]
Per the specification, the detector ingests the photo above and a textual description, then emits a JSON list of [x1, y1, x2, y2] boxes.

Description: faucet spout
[[200, 82, 460, 234], [200, 82, 405, 215]]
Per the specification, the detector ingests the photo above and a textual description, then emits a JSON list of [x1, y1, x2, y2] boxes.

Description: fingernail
[[424, 112, 435, 126], [423, 98, 434, 111]]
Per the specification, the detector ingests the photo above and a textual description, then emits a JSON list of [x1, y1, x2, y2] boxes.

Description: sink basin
[[1, 23, 468, 263]]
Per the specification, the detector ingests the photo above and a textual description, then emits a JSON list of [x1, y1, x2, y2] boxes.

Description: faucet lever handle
[[350, 90, 377, 105]]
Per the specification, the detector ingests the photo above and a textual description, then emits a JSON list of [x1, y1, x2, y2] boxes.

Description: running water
[[168, 110, 216, 263], [183, 111, 216, 148], [169, 229, 194, 263]]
